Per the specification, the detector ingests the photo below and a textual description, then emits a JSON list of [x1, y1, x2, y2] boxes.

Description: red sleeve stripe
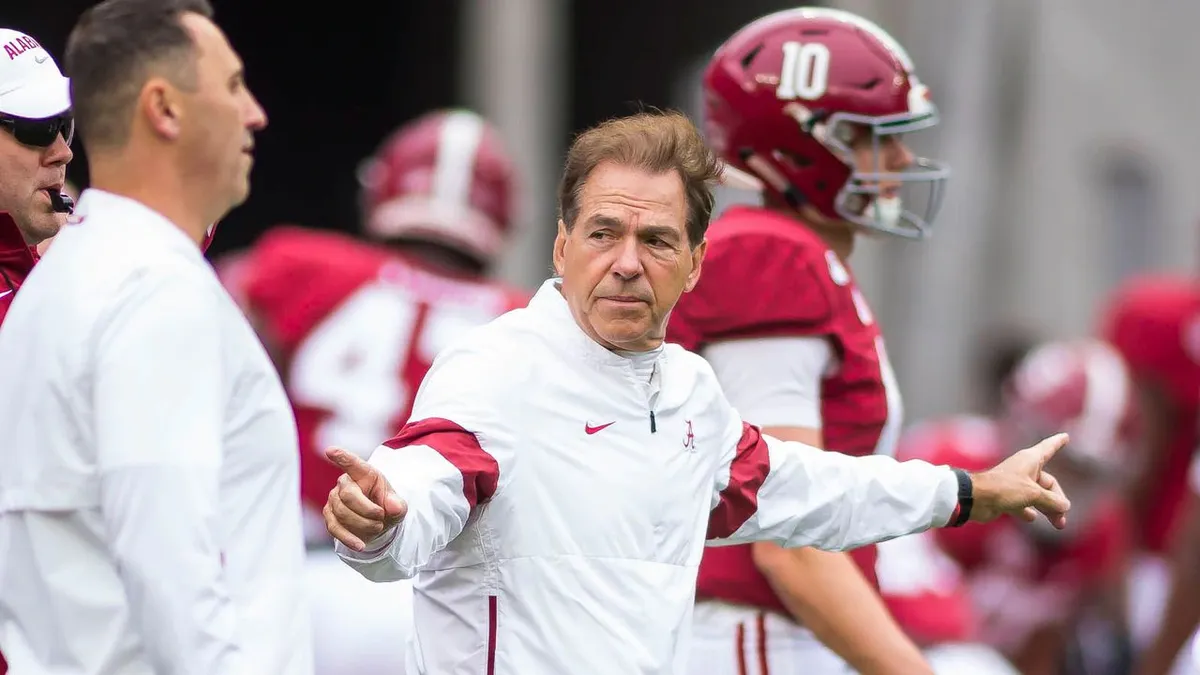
[[707, 422, 772, 539], [382, 417, 500, 508]]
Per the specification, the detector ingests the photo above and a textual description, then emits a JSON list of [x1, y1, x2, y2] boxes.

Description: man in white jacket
[[324, 110, 1071, 675], [0, 1, 311, 673]]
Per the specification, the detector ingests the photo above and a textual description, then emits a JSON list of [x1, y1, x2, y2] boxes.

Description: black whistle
[[48, 189, 74, 214]]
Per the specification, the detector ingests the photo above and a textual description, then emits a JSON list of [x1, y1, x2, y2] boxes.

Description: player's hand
[[969, 433, 1071, 528], [323, 447, 408, 552]]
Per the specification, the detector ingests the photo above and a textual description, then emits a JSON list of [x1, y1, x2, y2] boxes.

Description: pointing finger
[[1031, 433, 1069, 467], [325, 447, 375, 484]]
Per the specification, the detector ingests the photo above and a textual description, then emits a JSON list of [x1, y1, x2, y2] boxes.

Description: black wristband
[[949, 468, 973, 527]]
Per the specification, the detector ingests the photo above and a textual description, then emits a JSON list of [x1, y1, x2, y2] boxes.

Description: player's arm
[[705, 404, 1068, 552], [1138, 456, 1200, 675], [334, 341, 521, 582], [93, 271, 242, 674], [705, 337, 933, 675]]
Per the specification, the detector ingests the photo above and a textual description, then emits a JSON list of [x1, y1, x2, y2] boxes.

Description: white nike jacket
[[337, 278, 960, 675]]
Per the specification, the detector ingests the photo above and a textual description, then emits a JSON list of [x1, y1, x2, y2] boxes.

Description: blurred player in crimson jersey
[[218, 108, 527, 674], [668, 7, 955, 674], [1098, 275, 1200, 653], [904, 340, 1137, 675], [1137, 451, 1200, 675]]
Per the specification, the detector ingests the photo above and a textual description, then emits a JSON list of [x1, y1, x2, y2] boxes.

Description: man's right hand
[[323, 447, 408, 552], [969, 433, 1071, 528]]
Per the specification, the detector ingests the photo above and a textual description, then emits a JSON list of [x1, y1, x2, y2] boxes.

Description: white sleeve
[[94, 270, 243, 675], [702, 336, 832, 429], [706, 409, 959, 551], [336, 340, 521, 582]]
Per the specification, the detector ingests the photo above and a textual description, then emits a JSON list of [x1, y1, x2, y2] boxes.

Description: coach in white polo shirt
[[0, 1, 311, 674]]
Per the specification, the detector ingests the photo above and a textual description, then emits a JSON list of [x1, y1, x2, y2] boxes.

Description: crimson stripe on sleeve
[[382, 417, 500, 507], [706, 422, 772, 539]]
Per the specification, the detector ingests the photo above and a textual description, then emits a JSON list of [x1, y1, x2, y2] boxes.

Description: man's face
[[849, 125, 915, 201], [177, 13, 266, 215], [0, 118, 73, 245], [552, 161, 705, 352]]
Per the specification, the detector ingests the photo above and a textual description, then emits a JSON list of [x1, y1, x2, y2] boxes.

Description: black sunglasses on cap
[[0, 112, 74, 148]]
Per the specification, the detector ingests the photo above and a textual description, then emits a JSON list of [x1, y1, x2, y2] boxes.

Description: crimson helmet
[[703, 8, 949, 239], [895, 415, 1007, 474], [358, 109, 517, 266], [1002, 340, 1138, 475]]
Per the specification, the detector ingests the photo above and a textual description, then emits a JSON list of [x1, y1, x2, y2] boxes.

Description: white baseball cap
[[0, 28, 70, 119]]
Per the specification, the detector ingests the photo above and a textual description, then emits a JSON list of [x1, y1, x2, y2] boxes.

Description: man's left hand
[[970, 433, 1071, 528]]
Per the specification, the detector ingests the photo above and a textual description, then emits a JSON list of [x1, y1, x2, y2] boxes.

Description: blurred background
[[7, 0, 1199, 419], [5, 2, 1200, 674]]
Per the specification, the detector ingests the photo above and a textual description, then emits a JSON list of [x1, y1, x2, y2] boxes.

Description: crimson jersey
[[239, 226, 529, 537], [670, 205, 903, 614], [947, 499, 1130, 655], [0, 212, 37, 327], [902, 416, 1131, 654], [0, 213, 35, 675], [1098, 275, 1200, 552]]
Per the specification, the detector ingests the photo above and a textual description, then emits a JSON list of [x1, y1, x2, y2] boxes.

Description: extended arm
[[708, 420, 959, 550], [334, 341, 519, 581], [706, 336, 933, 674], [706, 409, 1068, 550]]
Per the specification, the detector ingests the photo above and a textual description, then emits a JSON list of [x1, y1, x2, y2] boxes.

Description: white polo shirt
[[0, 189, 311, 675]]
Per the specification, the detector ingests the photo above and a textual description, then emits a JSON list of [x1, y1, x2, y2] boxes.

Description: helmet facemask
[[819, 108, 950, 240]]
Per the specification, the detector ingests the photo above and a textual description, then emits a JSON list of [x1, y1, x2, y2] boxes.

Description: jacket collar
[[74, 189, 209, 268], [528, 278, 667, 371]]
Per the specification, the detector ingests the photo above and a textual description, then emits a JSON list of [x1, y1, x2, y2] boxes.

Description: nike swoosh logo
[[34, 54, 48, 64], [0, 289, 13, 300], [585, 421, 615, 435]]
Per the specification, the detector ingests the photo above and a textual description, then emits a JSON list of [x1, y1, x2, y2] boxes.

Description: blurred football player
[[221, 108, 528, 674], [1099, 275, 1200, 652], [668, 7, 955, 674], [1137, 449, 1200, 675], [905, 340, 1137, 675]]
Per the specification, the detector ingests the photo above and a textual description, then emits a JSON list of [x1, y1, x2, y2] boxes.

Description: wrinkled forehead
[[578, 162, 688, 231]]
